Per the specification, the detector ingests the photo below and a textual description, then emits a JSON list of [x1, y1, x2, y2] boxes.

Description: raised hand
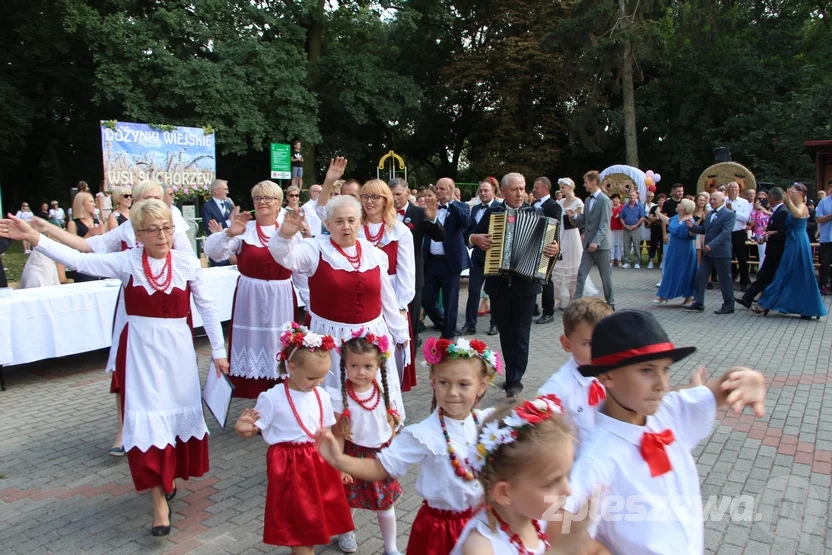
[[278, 209, 304, 239], [235, 408, 261, 438], [424, 196, 438, 221], [207, 219, 223, 234], [0, 213, 39, 245], [325, 157, 348, 184], [722, 367, 766, 417], [226, 210, 251, 237]]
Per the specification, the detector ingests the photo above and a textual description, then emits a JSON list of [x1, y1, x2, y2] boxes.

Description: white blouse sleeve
[[172, 228, 195, 255], [204, 230, 242, 262], [86, 224, 126, 253], [35, 235, 129, 281], [189, 265, 228, 359], [394, 227, 416, 310], [373, 247, 409, 343], [268, 235, 320, 275], [377, 429, 429, 478]]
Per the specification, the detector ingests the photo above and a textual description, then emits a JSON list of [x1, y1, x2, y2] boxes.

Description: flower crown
[[276, 322, 337, 363], [470, 394, 564, 474], [422, 337, 504, 376], [343, 327, 391, 362]]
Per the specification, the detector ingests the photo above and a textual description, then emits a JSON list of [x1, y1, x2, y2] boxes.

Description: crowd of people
[[0, 164, 818, 555]]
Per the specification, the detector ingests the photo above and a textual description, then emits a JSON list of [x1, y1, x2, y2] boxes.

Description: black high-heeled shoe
[[165, 487, 177, 502], [151, 501, 172, 537]]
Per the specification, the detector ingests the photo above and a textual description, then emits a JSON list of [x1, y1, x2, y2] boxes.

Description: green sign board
[[270, 143, 291, 180]]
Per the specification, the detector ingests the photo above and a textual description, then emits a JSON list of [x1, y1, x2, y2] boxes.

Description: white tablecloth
[[0, 267, 241, 367]]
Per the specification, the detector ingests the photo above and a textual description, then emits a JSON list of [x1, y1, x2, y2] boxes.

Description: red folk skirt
[[406, 501, 479, 555], [343, 441, 402, 510], [116, 351, 209, 493], [264, 442, 354, 546]]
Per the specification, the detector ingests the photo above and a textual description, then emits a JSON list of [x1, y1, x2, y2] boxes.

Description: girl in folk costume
[[317, 338, 504, 555], [357, 178, 417, 391], [269, 195, 410, 422], [333, 332, 404, 555], [3, 200, 229, 536], [25, 181, 194, 456], [234, 323, 353, 554], [452, 395, 609, 555], [204, 180, 311, 398]]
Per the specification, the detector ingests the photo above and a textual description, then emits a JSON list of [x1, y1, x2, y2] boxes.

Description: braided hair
[[339, 337, 399, 441]]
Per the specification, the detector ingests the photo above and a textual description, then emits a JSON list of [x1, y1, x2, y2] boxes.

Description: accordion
[[484, 208, 560, 283]]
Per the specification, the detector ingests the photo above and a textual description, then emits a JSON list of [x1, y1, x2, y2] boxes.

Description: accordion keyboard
[[484, 212, 507, 275]]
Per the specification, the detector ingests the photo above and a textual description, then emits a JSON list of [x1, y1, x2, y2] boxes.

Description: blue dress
[[657, 216, 697, 300], [758, 214, 827, 318]]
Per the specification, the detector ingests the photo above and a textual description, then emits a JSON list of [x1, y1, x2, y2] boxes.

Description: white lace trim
[[360, 220, 409, 247], [229, 346, 280, 380], [406, 408, 492, 456], [240, 218, 279, 247], [127, 248, 199, 294], [123, 406, 209, 452], [315, 235, 385, 272]]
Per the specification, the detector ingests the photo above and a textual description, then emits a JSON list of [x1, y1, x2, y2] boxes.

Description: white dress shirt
[[534, 194, 551, 209], [429, 204, 451, 256], [726, 195, 751, 231], [213, 197, 232, 227], [474, 200, 496, 224], [567, 386, 717, 555]]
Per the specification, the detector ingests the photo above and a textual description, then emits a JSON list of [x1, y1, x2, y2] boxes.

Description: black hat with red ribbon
[[578, 310, 696, 377]]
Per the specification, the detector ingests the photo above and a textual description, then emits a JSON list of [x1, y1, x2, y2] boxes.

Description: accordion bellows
[[484, 208, 560, 283]]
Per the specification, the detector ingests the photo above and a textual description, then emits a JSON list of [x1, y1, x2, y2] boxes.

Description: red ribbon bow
[[640, 430, 675, 477], [588, 380, 606, 407], [397, 208, 406, 216]]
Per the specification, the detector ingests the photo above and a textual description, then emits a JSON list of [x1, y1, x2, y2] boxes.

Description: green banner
[[270, 143, 291, 180]]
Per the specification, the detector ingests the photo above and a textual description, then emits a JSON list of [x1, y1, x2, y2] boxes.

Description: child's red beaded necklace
[[490, 508, 549, 555], [346, 380, 381, 411], [438, 407, 479, 481], [284, 380, 323, 439]]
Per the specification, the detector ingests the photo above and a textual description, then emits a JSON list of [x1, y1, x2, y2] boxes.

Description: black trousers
[[209, 258, 231, 267], [742, 251, 783, 303], [819, 243, 832, 290], [649, 228, 663, 260], [491, 286, 536, 390], [422, 256, 461, 339], [731, 230, 749, 286], [464, 264, 494, 329], [540, 277, 555, 316]]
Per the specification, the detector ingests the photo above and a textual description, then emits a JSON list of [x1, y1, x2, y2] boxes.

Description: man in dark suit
[[531, 177, 563, 324], [201, 179, 234, 267], [468, 173, 560, 397], [685, 191, 737, 314], [737, 187, 788, 309], [422, 178, 471, 339], [461, 179, 499, 335], [389, 178, 445, 345]]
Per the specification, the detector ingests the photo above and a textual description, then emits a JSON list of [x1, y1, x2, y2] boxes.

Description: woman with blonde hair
[[205, 181, 308, 397], [357, 178, 416, 391], [66, 192, 103, 282], [655, 198, 697, 304], [2, 200, 229, 536], [108, 187, 133, 230], [550, 177, 599, 308]]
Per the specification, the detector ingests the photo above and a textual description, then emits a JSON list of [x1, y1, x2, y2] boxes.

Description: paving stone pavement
[[2, 266, 832, 554]]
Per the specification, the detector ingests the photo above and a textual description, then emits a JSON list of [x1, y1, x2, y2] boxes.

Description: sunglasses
[[288, 194, 300, 198], [123, 194, 132, 199]]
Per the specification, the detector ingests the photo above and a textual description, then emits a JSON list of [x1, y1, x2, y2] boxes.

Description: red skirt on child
[[406, 501, 479, 555], [343, 440, 402, 510], [264, 442, 354, 546]]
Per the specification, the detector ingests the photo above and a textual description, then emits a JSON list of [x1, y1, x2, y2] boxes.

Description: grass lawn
[[1, 241, 26, 285]]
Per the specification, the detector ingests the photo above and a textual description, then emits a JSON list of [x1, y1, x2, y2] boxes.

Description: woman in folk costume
[[269, 195, 410, 423], [27, 181, 193, 456], [358, 179, 417, 391], [204, 180, 311, 398], [2, 200, 228, 536]]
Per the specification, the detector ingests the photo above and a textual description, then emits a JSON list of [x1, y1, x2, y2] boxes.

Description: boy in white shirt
[[562, 310, 766, 555], [538, 298, 613, 456]]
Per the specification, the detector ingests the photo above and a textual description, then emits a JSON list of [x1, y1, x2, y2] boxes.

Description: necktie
[[439, 205, 449, 210], [640, 430, 675, 477], [397, 208, 406, 216], [588, 380, 606, 407]]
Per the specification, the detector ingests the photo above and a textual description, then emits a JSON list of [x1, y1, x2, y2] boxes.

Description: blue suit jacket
[[201, 198, 234, 235], [690, 206, 736, 258], [424, 200, 471, 274]]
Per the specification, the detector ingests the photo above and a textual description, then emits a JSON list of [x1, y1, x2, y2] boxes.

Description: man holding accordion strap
[[466, 173, 560, 398]]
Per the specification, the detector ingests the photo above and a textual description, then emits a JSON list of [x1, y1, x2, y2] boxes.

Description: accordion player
[[483, 208, 560, 283]]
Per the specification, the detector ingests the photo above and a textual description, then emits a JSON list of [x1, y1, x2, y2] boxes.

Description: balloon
[[645, 170, 654, 179], [645, 177, 654, 187], [648, 185, 656, 193], [654, 173, 662, 183]]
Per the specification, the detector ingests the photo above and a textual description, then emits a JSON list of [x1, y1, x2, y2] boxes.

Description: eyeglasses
[[287, 194, 300, 198], [360, 194, 383, 202], [122, 194, 132, 199], [252, 196, 277, 203], [138, 225, 175, 236]]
